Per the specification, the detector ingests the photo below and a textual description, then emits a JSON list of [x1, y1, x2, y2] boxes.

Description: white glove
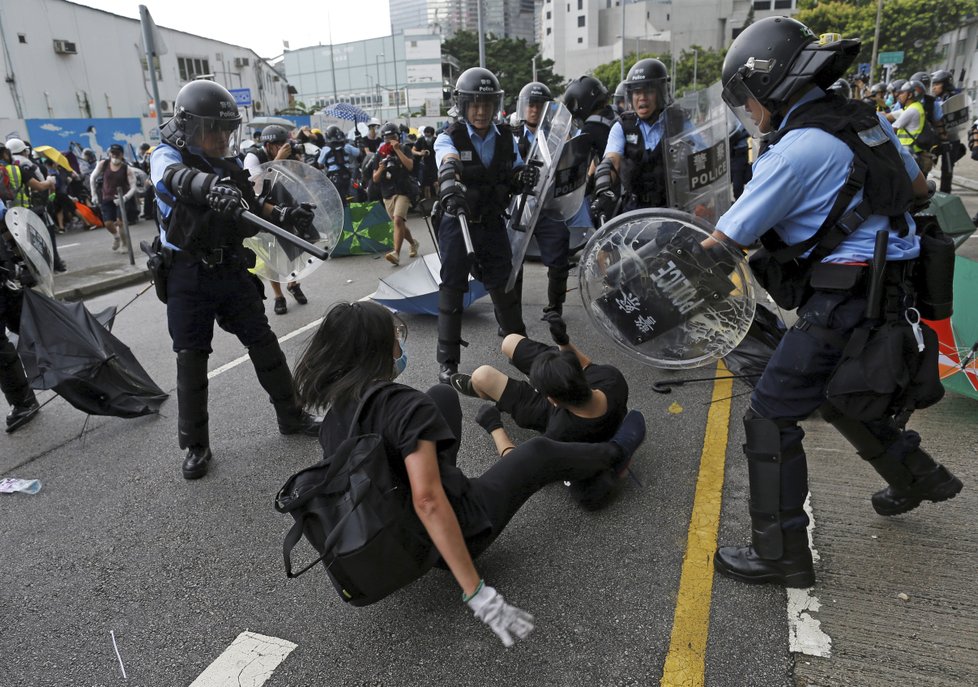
[[465, 581, 534, 647]]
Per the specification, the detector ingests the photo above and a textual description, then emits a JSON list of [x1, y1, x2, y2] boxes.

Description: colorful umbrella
[[322, 103, 371, 123], [331, 202, 393, 257], [923, 254, 978, 400], [369, 252, 488, 316], [32, 146, 73, 173]]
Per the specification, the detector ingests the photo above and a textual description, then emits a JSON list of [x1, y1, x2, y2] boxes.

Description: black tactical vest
[[618, 108, 682, 208], [447, 121, 515, 220]]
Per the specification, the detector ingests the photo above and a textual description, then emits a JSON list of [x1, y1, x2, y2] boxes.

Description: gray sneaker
[[111, 234, 121, 251]]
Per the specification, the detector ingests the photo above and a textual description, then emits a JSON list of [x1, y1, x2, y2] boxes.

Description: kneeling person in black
[[451, 313, 631, 508]]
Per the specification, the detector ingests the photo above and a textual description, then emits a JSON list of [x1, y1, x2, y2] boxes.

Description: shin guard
[[176, 349, 209, 449], [437, 287, 465, 365]]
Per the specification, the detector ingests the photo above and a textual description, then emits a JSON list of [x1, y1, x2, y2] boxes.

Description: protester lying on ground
[[291, 301, 647, 646], [450, 311, 632, 509]]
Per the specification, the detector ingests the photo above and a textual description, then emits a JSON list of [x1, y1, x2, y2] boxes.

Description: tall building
[[390, 0, 537, 42], [541, 0, 800, 83]]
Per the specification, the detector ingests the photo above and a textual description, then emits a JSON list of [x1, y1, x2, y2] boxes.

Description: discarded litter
[[668, 402, 683, 414], [0, 478, 41, 494], [898, 592, 910, 602]]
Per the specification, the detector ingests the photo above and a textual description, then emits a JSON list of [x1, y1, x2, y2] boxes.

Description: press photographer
[[372, 122, 420, 266]]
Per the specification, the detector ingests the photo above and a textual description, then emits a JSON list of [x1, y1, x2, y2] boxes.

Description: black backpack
[[275, 384, 438, 607]]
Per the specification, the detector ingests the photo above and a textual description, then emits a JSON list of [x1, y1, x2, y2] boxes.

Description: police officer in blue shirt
[[591, 59, 682, 222], [150, 80, 320, 480], [317, 126, 360, 201], [708, 18, 961, 587], [433, 67, 538, 383]]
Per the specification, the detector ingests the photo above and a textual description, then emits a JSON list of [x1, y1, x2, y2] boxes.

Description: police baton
[[865, 229, 889, 320], [236, 209, 330, 261], [456, 209, 483, 281]]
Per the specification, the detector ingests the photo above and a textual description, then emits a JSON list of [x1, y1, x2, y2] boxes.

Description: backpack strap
[[347, 382, 389, 438]]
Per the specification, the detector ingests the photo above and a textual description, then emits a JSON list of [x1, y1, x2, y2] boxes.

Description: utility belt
[[807, 260, 914, 294], [172, 245, 256, 270]]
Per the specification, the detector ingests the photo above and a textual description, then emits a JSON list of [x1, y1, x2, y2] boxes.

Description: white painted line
[[786, 494, 832, 658], [58, 242, 81, 248], [207, 317, 324, 380], [188, 631, 297, 687]]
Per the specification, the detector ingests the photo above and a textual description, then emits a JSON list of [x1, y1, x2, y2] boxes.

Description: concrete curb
[[54, 267, 152, 301], [953, 175, 978, 192]]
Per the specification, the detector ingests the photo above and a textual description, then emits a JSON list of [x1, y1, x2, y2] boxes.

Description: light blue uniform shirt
[[603, 114, 666, 158], [317, 143, 360, 171], [434, 121, 523, 169], [151, 143, 241, 251], [716, 88, 922, 263]]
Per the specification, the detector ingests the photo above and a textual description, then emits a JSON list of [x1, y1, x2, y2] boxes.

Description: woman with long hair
[[292, 301, 646, 646]]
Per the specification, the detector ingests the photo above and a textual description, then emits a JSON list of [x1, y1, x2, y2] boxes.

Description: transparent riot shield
[[941, 92, 972, 135], [245, 160, 344, 283], [4, 207, 55, 297], [542, 133, 592, 220], [663, 81, 732, 223], [505, 101, 575, 292], [578, 208, 756, 370]]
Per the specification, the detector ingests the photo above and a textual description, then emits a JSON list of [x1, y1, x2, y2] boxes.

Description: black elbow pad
[[594, 157, 616, 192], [162, 164, 217, 204]]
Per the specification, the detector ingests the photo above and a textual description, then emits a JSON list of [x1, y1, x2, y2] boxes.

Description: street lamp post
[[375, 53, 384, 117], [620, 0, 626, 82]]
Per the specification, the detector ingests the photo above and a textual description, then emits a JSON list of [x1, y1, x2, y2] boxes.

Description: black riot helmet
[[517, 81, 552, 125], [869, 82, 887, 97], [623, 58, 671, 113], [453, 67, 504, 125], [910, 71, 931, 87], [561, 75, 609, 120], [325, 125, 346, 145], [259, 124, 290, 144], [380, 122, 399, 139], [827, 78, 851, 100], [931, 69, 954, 94], [721, 17, 859, 139], [612, 82, 626, 112], [160, 80, 242, 155]]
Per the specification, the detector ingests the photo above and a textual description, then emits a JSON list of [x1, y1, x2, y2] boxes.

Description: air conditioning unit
[[252, 100, 263, 113], [53, 39, 77, 55], [159, 100, 173, 115], [234, 57, 250, 68]]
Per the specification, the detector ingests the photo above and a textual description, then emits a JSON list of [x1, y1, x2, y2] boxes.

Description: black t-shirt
[[362, 137, 381, 154], [543, 364, 629, 443], [378, 148, 414, 199], [319, 383, 491, 538]]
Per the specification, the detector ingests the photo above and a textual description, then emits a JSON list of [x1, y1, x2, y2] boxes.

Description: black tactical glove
[[589, 189, 618, 224], [440, 188, 469, 217], [542, 311, 570, 346], [207, 183, 243, 217], [274, 203, 317, 240], [514, 160, 542, 194], [475, 404, 503, 434]]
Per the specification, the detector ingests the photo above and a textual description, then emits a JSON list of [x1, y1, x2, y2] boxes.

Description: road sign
[[229, 88, 252, 107], [878, 51, 904, 65]]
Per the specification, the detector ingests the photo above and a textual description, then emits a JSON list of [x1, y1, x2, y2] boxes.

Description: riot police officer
[[931, 69, 964, 192], [433, 67, 538, 383], [711, 17, 961, 587], [591, 59, 675, 221], [562, 75, 616, 169], [0, 222, 39, 433], [612, 82, 627, 117], [150, 80, 320, 480], [515, 82, 571, 316]]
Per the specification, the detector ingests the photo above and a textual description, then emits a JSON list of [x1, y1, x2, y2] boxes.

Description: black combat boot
[[870, 449, 963, 516], [437, 287, 465, 384], [248, 338, 321, 436], [714, 529, 815, 588], [176, 350, 211, 479]]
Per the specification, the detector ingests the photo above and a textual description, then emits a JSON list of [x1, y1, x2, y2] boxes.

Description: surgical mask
[[393, 349, 408, 379], [885, 95, 894, 107]]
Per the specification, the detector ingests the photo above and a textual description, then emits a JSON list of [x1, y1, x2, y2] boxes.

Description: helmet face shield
[[722, 72, 772, 141], [182, 112, 241, 157], [458, 92, 504, 126], [517, 94, 551, 126]]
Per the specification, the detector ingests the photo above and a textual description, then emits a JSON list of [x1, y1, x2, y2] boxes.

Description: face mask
[[885, 95, 894, 107], [393, 349, 408, 379]]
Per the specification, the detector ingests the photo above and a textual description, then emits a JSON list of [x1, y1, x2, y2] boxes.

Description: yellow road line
[[660, 361, 734, 687]]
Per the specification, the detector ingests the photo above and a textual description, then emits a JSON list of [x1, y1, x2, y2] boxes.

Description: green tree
[[796, 0, 976, 80], [591, 45, 726, 99], [442, 31, 564, 111]]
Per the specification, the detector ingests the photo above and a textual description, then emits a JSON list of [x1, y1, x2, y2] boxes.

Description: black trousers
[[425, 385, 618, 559]]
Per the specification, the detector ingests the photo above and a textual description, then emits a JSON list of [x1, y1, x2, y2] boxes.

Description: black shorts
[[496, 338, 557, 433]]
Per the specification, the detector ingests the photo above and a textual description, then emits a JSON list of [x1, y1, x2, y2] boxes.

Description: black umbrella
[[16, 289, 168, 417]]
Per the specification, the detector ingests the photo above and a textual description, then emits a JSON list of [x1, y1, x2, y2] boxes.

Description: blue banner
[[25, 118, 145, 160]]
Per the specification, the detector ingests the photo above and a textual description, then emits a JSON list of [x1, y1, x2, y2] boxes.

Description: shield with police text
[[941, 92, 972, 135], [4, 207, 54, 297], [578, 208, 756, 370], [663, 81, 732, 223], [505, 101, 575, 292], [245, 160, 344, 283]]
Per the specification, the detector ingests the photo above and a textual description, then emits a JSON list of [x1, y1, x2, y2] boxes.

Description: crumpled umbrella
[[923, 255, 978, 401], [331, 202, 393, 257], [322, 103, 371, 123], [16, 289, 168, 417], [369, 253, 488, 316]]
